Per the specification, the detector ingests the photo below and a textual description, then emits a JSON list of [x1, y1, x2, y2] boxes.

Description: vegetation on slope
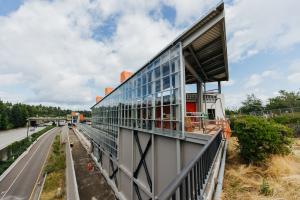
[[222, 137, 300, 199]]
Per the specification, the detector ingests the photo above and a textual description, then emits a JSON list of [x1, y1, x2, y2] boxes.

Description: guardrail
[[185, 113, 230, 135], [156, 130, 223, 200]]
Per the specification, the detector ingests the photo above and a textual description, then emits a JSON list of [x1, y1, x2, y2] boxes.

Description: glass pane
[[148, 83, 152, 95], [163, 90, 171, 105], [172, 105, 177, 120], [137, 87, 141, 98], [171, 89, 180, 104], [142, 85, 147, 96], [155, 67, 160, 79], [147, 71, 152, 82], [155, 120, 161, 128], [142, 74, 147, 85], [163, 121, 171, 129], [163, 76, 170, 90], [142, 108, 147, 119], [155, 93, 161, 106], [155, 106, 161, 120], [155, 80, 161, 92], [148, 108, 152, 119], [162, 62, 170, 76], [163, 106, 171, 120], [147, 95, 153, 107], [147, 120, 152, 130]]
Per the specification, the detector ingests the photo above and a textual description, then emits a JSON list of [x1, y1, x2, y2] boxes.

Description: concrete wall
[[89, 127, 210, 200]]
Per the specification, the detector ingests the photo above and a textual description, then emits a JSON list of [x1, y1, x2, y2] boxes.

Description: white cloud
[[0, 73, 23, 86], [245, 70, 279, 88], [163, 0, 219, 25], [287, 59, 300, 83], [0, 0, 180, 108], [226, 0, 300, 62]]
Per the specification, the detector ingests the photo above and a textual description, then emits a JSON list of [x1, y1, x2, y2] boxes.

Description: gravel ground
[[69, 129, 115, 200]]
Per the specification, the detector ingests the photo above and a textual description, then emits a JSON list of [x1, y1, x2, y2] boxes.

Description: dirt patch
[[69, 129, 115, 200], [222, 137, 300, 200]]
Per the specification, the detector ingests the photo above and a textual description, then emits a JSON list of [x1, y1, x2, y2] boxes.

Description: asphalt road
[[0, 127, 60, 200]]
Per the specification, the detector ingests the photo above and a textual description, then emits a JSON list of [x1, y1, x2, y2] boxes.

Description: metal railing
[[77, 123, 118, 158], [185, 113, 228, 134], [249, 107, 300, 117], [156, 130, 223, 200]]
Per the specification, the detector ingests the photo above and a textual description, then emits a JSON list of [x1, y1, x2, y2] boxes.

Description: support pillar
[[197, 81, 203, 112], [218, 81, 221, 94]]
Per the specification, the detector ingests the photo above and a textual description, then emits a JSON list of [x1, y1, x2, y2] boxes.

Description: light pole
[[26, 119, 30, 138]]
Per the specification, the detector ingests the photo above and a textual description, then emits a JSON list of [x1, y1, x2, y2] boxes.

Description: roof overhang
[[182, 2, 228, 83]]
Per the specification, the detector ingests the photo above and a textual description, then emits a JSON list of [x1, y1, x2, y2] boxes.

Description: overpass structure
[[77, 2, 229, 200]]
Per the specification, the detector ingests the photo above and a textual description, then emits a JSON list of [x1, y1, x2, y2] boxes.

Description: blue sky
[[0, 0, 299, 110]]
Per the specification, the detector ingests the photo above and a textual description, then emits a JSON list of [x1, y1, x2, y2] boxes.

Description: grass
[[222, 137, 300, 199], [0, 125, 55, 176], [40, 133, 66, 200]]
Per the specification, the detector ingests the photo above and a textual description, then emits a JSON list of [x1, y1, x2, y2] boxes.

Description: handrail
[[156, 130, 223, 200]]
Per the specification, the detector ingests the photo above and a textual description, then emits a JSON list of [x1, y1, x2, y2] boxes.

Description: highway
[[0, 127, 60, 200], [0, 127, 46, 150]]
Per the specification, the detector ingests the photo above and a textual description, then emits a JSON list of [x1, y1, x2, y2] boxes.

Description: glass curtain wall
[[92, 43, 183, 158]]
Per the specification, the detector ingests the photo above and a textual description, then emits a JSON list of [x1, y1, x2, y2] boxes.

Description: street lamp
[[26, 119, 29, 138]]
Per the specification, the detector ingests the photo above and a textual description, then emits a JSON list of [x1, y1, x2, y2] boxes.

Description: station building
[[78, 2, 229, 200]]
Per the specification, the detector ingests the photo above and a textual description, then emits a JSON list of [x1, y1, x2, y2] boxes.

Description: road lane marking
[[29, 130, 58, 200], [0, 128, 57, 200]]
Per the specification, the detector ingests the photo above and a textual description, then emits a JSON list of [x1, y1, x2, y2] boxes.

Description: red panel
[[186, 102, 196, 113]]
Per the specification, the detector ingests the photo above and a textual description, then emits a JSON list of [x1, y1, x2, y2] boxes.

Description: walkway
[[68, 129, 115, 200]]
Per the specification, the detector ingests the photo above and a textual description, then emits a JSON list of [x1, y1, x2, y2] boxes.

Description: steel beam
[[185, 60, 203, 83], [188, 46, 209, 80]]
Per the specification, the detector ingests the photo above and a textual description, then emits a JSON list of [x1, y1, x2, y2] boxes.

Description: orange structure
[[80, 114, 84, 122], [96, 96, 102, 103], [71, 111, 77, 116], [120, 71, 133, 83], [105, 87, 113, 95]]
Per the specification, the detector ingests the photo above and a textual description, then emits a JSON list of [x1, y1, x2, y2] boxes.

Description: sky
[[0, 0, 299, 110]]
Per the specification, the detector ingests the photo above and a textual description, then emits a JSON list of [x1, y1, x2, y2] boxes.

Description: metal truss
[[133, 130, 152, 200]]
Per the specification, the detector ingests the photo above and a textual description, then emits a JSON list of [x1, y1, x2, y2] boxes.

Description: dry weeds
[[222, 137, 300, 200]]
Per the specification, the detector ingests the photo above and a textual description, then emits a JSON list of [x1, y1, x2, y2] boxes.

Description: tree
[[239, 94, 263, 114], [0, 100, 9, 130], [266, 90, 300, 109]]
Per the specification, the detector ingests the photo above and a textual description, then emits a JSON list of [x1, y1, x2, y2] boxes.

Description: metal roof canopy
[[91, 2, 228, 108], [183, 2, 228, 84]]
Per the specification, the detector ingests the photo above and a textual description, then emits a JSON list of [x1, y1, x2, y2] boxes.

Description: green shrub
[[45, 134, 65, 174], [271, 114, 300, 136], [260, 178, 273, 196], [234, 116, 293, 163]]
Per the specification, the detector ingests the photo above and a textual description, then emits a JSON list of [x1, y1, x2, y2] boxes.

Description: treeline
[[0, 100, 91, 130], [226, 90, 300, 115]]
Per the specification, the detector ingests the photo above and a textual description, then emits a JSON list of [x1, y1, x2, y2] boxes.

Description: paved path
[[0, 127, 46, 150], [0, 127, 59, 200]]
